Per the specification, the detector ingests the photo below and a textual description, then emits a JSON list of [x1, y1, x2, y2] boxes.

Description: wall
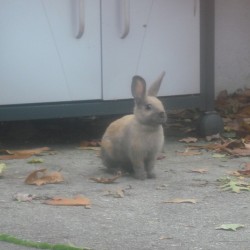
[[215, 0, 250, 97]]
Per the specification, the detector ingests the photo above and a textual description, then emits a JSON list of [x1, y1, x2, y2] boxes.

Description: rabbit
[[101, 71, 167, 180]]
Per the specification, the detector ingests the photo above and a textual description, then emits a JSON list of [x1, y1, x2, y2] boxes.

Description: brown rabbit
[[101, 72, 167, 180]]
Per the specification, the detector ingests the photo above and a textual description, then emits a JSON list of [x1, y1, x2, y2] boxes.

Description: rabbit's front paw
[[134, 169, 147, 180], [147, 171, 156, 179]]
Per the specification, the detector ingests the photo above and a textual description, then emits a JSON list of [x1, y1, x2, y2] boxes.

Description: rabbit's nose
[[159, 111, 166, 119], [159, 111, 167, 121]]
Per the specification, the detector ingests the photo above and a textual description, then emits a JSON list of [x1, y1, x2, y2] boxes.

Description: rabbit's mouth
[[146, 113, 167, 126], [158, 112, 167, 123], [151, 111, 167, 125]]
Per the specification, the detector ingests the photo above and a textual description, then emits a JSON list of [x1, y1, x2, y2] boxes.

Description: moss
[[0, 234, 88, 250]]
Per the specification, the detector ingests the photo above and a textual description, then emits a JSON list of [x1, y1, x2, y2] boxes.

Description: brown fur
[[101, 72, 166, 180]]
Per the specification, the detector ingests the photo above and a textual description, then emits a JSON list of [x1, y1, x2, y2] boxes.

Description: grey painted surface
[[215, 0, 250, 96]]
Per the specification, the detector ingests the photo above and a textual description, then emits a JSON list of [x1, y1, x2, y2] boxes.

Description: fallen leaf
[[156, 184, 168, 190], [0, 163, 6, 176], [212, 153, 227, 158], [226, 120, 243, 132], [192, 139, 243, 154], [243, 142, 250, 150], [104, 188, 125, 198], [27, 158, 44, 164], [13, 193, 35, 202], [167, 123, 183, 129], [0, 147, 50, 160], [114, 189, 125, 198], [234, 162, 250, 177], [234, 162, 250, 176], [77, 146, 100, 151], [238, 106, 250, 118], [189, 168, 208, 174], [222, 131, 237, 138], [157, 154, 166, 160], [191, 179, 209, 187], [192, 139, 250, 157], [44, 196, 91, 207], [206, 133, 220, 141], [90, 173, 121, 184], [228, 171, 241, 177], [179, 137, 198, 143], [224, 147, 250, 157], [243, 135, 250, 143], [80, 140, 101, 147], [163, 198, 197, 204], [238, 171, 250, 176], [159, 236, 173, 240], [218, 177, 250, 193], [242, 162, 250, 170], [216, 224, 244, 231], [48, 151, 57, 155], [78, 140, 101, 151], [25, 168, 64, 186], [189, 143, 223, 151], [177, 148, 202, 156]]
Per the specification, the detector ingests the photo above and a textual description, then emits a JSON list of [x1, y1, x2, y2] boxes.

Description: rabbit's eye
[[145, 104, 152, 111]]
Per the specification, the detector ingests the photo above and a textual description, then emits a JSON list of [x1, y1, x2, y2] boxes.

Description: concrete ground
[[0, 118, 249, 250]]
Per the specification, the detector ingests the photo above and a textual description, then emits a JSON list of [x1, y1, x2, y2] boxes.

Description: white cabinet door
[[102, 0, 200, 100], [0, 0, 101, 105]]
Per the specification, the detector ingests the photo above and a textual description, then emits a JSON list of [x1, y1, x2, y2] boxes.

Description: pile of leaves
[[216, 88, 250, 136], [167, 88, 250, 140], [190, 138, 250, 157], [166, 109, 200, 134]]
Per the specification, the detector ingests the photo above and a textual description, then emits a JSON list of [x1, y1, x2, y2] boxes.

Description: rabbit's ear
[[131, 76, 146, 103], [148, 71, 166, 96]]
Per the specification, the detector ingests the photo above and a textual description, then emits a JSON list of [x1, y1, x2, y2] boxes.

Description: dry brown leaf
[[238, 170, 250, 176], [79, 140, 89, 147], [157, 154, 166, 160], [189, 168, 208, 174], [224, 147, 250, 157], [191, 139, 248, 157], [156, 184, 168, 190], [237, 105, 250, 118], [237, 163, 250, 176], [243, 162, 250, 170], [25, 168, 64, 186], [78, 146, 100, 151], [216, 89, 228, 102], [242, 136, 250, 149], [80, 140, 101, 147], [228, 162, 250, 177], [189, 143, 224, 151], [179, 137, 198, 143], [44, 196, 91, 207], [228, 171, 242, 177], [244, 143, 250, 150], [159, 236, 174, 240], [243, 135, 250, 143], [163, 198, 197, 204], [206, 133, 220, 141], [104, 188, 125, 198], [0, 147, 50, 160], [90, 173, 121, 184], [239, 118, 250, 132], [176, 148, 202, 156]]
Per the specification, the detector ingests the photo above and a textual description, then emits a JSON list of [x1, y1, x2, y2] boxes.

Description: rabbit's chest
[[129, 126, 164, 153]]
